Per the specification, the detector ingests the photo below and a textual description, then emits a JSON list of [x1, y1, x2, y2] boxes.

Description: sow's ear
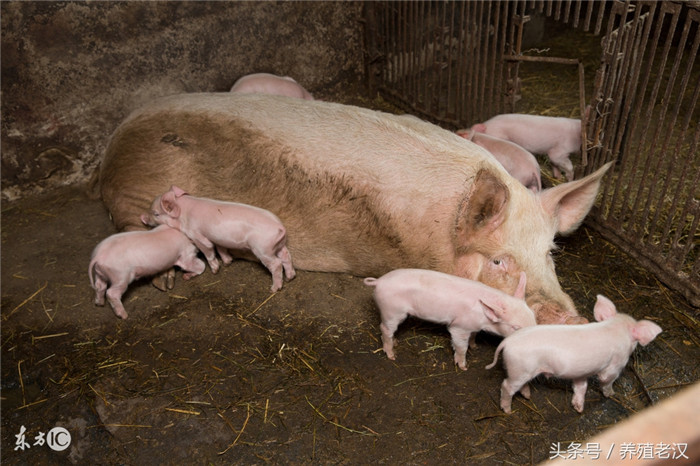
[[540, 162, 612, 235], [455, 169, 509, 248]]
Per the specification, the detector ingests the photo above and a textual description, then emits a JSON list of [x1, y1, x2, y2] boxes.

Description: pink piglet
[[89, 225, 205, 319], [365, 269, 535, 370], [142, 186, 295, 292], [486, 294, 662, 413]]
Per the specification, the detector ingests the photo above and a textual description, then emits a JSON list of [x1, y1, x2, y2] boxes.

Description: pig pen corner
[[3, 1, 700, 464]]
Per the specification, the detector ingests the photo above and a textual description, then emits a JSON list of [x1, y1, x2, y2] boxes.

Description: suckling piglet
[[486, 294, 662, 413], [456, 128, 541, 192], [230, 72, 314, 100], [141, 186, 295, 292], [89, 225, 205, 319], [364, 269, 535, 370], [471, 113, 581, 181]]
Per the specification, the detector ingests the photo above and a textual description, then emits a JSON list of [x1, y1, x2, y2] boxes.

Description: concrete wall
[[1, 1, 365, 200]]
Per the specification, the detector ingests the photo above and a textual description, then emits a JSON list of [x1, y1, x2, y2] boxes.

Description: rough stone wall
[[1, 1, 364, 200]]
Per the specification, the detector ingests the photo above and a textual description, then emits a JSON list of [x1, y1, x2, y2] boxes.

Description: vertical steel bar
[[648, 10, 696, 248], [631, 3, 683, 239], [614, 2, 664, 230], [605, 3, 653, 229]]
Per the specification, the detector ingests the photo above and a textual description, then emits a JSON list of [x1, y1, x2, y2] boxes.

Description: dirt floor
[[2, 80, 699, 464]]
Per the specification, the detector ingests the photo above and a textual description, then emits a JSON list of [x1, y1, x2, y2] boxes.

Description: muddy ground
[[2, 88, 699, 464]]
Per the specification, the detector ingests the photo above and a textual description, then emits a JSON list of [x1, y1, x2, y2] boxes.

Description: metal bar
[[605, 3, 654, 227], [578, 61, 587, 164], [632, 2, 684, 239], [572, 0, 582, 29], [648, 9, 698, 255], [614, 2, 664, 231], [502, 54, 580, 65], [625, 3, 680, 230]]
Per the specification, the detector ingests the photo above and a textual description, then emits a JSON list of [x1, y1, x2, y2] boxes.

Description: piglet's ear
[[456, 129, 474, 140], [471, 123, 487, 133], [480, 299, 503, 323], [513, 272, 527, 300], [633, 320, 662, 346], [593, 294, 617, 322], [171, 185, 188, 197], [160, 191, 181, 218]]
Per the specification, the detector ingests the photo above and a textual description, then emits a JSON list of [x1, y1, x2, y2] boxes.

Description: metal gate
[[364, 1, 699, 306]]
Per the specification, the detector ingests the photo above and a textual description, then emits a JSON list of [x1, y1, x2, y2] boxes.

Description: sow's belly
[[99, 93, 498, 276]]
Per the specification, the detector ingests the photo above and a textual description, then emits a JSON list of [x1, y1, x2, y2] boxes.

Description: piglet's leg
[[448, 326, 471, 370], [500, 370, 534, 414], [254, 250, 285, 292], [548, 149, 574, 181], [379, 318, 402, 361], [278, 246, 296, 281], [151, 269, 175, 291], [499, 379, 517, 414], [179, 255, 206, 281], [193, 238, 219, 274], [597, 367, 620, 398], [93, 276, 108, 306], [519, 383, 531, 400], [216, 245, 233, 265], [105, 283, 129, 319], [571, 379, 588, 413]]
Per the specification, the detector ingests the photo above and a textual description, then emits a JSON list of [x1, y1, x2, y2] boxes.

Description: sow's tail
[[363, 277, 378, 287], [485, 340, 506, 370]]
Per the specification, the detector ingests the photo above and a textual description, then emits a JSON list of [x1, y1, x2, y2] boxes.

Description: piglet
[[471, 114, 581, 181], [141, 186, 295, 292], [89, 225, 205, 319], [486, 295, 662, 413], [364, 270, 535, 370], [456, 128, 541, 192], [230, 72, 314, 100]]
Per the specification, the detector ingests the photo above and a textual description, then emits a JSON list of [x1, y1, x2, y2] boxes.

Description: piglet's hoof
[[151, 269, 175, 291], [565, 315, 589, 325]]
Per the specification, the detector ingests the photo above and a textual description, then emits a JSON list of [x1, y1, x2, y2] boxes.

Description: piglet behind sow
[[364, 269, 535, 370], [89, 225, 205, 319], [472, 113, 581, 181], [456, 128, 541, 192], [230, 72, 314, 100], [486, 295, 662, 413], [141, 186, 295, 292]]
